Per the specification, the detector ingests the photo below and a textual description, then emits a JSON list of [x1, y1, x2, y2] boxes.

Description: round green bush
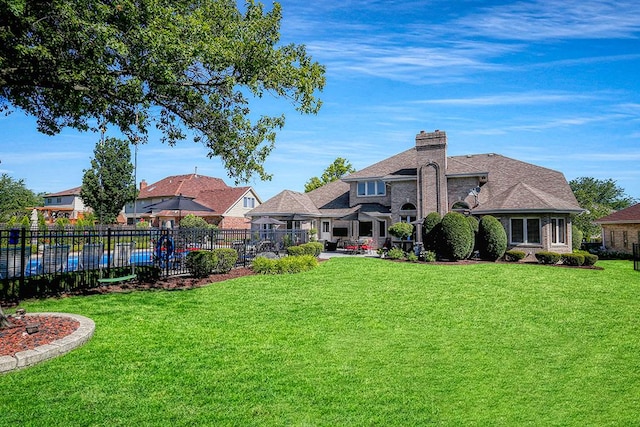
[[185, 250, 213, 278], [574, 250, 598, 266], [422, 212, 441, 251], [535, 251, 562, 264], [561, 253, 585, 266], [439, 212, 474, 261], [504, 250, 526, 262], [477, 215, 507, 261]]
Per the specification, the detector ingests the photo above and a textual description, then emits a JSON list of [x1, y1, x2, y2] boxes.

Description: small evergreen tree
[[477, 215, 508, 261]]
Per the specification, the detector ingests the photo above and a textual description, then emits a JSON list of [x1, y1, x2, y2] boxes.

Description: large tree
[[0, 173, 43, 222], [81, 137, 137, 224], [0, 0, 325, 183], [570, 177, 637, 240], [304, 157, 355, 192]]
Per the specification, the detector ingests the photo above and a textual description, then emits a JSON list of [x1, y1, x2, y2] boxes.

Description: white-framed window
[[551, 218, 566, 244], [357, 180, 385, 196], [322, 221, 330, 233], [243, 197, 255, 208], [510, 218, 541, 244]]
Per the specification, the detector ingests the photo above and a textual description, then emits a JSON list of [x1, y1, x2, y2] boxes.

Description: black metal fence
[[633, 243, 639, 272], [0, 226, 308, 301]]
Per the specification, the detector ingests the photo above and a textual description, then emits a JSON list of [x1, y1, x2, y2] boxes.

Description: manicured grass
[[1, 258, 639, 426]]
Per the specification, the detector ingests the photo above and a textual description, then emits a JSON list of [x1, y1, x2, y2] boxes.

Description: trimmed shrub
[[422, 212, 441, 252], [210, 248, 238, 273], [477, 215, 507, 261], [252, 255, 318, 275], [406, 251, 418, 262], [571, 225, 583, 251], [439, 212, 474, 261], [561, 253, 585, 266], [574, 250, 598, 266], [386, 247, 406, 260], [304, 242, 324, 257], [185, 250, 213, 278], [286, 246, 306, 257], [286, 242, 324, 257], [251, 256, 278, 274], [422, 250, 437, 262], [535, 251, 562, 265], [504, 250, 526, 262]]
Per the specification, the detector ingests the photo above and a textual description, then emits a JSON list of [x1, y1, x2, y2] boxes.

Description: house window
[[401, 203, 416, 211], [322, 221, 330, 233], [623, 231, 628, 248], [359, 221, 373, 237], [510, 218, 540, 244], [243, 197, 255, 208], [610, 230, 615, 247], [378, 220, 387, 237], [357, 180, 385, 196], [551, 218, 566, 244]]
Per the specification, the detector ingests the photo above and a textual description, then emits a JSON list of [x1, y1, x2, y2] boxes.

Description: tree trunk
[[0, 305, 12, 328]]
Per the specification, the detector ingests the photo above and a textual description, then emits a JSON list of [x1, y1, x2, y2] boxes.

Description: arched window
[[451, 201, 470, 211], [401, 203, 416, 211]]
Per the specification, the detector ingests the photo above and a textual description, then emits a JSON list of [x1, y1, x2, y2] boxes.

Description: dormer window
[[357, 180, 385, 196]]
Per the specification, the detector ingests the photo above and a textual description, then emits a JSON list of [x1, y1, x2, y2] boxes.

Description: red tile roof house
[[130, 174, 262, 229], [595, 203, 640, 254], [247, 130, 583, 255]]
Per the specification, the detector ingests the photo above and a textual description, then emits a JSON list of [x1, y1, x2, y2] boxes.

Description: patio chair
[[79, 243, 104, 271], [112, 242, 135, 267], [0, 246, 31, 279], [42, 244, 71, 274]]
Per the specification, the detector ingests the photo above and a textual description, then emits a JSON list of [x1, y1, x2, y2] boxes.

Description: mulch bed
[[0, 315, 80, 357]]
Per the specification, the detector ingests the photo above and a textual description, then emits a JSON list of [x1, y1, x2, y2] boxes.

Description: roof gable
[[140, 174, 228, 199], [596, 203, 640, 223]]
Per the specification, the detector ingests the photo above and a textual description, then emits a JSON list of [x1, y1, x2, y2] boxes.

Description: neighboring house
[[130, 173, 261, 229], [595, 203, 640, 254], [248, 130, 583, 254], [39, 186, 93, 224]]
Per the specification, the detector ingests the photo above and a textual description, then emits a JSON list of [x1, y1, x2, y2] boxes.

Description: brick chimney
[[139, 179, 148, 191], [416, 130, 448, 216]]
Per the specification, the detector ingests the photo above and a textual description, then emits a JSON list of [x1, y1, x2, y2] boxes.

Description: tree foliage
[[0, 173, 42, 222], [0, 0, 325, 183], [304, 157, 355, 192], [569, 177, 636, 239], [81, 137, 137, 224]]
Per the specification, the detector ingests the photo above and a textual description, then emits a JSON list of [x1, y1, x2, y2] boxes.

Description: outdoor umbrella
[[144, 195, 213, 224]]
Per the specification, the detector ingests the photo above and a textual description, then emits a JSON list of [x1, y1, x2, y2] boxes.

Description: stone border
[[0, 313, 95, 374]]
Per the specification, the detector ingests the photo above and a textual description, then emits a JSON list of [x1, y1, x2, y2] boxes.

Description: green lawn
[[1, 258, 639, 426]]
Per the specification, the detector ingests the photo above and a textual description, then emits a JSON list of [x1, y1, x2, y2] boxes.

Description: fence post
[[106, 228, 112, 276], [19, 227, 27, 292]]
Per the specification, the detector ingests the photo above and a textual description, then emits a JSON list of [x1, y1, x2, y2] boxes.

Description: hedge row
[[286, 242, 324, 257], [534, 250, 598, 266], [252, 255, 318, 274]]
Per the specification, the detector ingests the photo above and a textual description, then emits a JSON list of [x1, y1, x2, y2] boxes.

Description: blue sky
[[2, 0, 640, 202]]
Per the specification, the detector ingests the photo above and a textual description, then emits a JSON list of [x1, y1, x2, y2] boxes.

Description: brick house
[[39, 186, 93, 224], [595, 203, 640, 254], [248, 130, 583, 254], [130, 173, 261, 229]]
